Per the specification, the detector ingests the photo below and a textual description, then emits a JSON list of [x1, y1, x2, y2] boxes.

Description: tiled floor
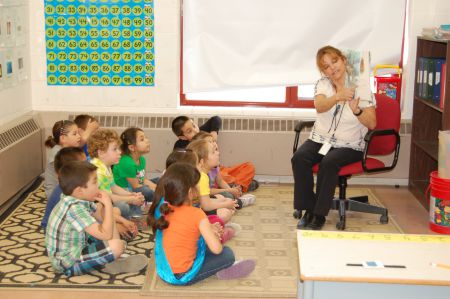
[[0, 185, 433, 299]]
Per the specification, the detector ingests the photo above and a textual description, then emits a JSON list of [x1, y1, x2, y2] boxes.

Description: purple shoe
[[216, 259, 256, 280]]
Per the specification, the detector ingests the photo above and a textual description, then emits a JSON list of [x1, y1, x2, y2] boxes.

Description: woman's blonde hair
[[316, 45, 346, 74]]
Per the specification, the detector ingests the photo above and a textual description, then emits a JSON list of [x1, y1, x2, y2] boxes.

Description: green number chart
[[44, 0, 154, 86]]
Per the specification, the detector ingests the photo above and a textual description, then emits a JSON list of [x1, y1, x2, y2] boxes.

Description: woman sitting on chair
[[291, 45, 376, 230]]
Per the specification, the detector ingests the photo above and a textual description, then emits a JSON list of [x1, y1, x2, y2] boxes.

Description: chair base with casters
[[293, 175, 389, 230], [292, 94, 400, 230]]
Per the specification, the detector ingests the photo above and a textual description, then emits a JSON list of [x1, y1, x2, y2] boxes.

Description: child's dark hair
[[74, 114, 97, 130], [120, 127, 143, 155], [171, 116, 190, 136], [148, 162, 200, 232], [54, 147, 85, 174], [59, 161, 97, 196], [45, 120, 76, 148], [165, 149, 198, 169]]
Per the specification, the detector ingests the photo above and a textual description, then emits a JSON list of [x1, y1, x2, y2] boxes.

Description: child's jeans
[[114, 201, 142, 219], [133, 185, 154, 203], [175, 246, 235, 285]]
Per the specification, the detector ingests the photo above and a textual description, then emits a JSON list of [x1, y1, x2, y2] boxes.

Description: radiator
[[0, 117, 44, 212]]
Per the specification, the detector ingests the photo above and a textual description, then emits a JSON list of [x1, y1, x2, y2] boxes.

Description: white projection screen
[[183, 0, 406, 93]]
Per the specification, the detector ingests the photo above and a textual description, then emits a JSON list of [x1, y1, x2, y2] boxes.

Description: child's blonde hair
[[88, 129, 121, 158], [186, 139, 210, 163], [191, 131, 213, 142]]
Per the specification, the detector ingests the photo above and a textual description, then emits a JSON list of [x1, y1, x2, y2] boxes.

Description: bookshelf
[[409, 37, 450, 209]]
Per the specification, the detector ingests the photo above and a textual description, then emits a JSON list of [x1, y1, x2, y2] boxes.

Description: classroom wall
[[0, 3, 31, 127]]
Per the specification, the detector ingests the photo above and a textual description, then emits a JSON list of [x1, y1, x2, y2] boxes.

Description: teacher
[[291, 46, 376, 230]]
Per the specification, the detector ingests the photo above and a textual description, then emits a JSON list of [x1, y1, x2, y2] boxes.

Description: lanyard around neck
[[327, 102, 345, 135]]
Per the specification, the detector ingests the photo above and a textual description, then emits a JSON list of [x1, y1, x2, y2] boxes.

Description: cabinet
[[409, 37, 450, 209]]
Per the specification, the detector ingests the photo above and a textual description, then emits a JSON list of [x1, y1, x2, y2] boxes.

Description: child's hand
[[123, 219, 138, 233], [86, 119, 100, 132], [129, 192, 144, 206], [223, 199, 238, 210], [94, 191, 112, 206], [211, 222, 223, 239], [228, 186, 242, 198]]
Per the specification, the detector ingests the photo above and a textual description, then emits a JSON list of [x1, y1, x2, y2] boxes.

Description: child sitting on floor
[[113, 127, 156, 204], [191, 131, 256, 208], [45, 161, 147, 277], [44, 120, 81, 199], [88, 129, 145, 220], [74, 114, 100, 160], [186, 139, 238, 224], [148, 162, 255, 285], [41, 147, 137, 241], [171, 115, 259, 192]]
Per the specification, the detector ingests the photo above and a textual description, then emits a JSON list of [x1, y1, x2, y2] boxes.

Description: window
[[180, 0, 406, 108]]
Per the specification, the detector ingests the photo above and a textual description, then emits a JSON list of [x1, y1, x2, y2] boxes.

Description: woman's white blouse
[[309, 77, 376, 151]]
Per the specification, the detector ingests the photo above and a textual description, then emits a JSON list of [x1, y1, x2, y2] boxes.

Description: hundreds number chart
[[44, 0, 155, 86]]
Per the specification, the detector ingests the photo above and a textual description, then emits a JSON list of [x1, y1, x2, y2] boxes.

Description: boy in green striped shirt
[[45, 161, 147, 276]]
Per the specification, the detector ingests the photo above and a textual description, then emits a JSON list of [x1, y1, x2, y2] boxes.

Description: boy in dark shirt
[[172, 116, 221, 149]]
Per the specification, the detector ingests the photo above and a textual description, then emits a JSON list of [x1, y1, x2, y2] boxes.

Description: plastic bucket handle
[[373, 64, 402, 76]]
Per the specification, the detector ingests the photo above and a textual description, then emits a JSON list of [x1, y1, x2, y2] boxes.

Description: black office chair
[[292, 94, 401, 230]]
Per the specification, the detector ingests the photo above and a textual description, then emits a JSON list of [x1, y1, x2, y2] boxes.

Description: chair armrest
[[293, 121, 315, 153], [362, 129, 401, 173]]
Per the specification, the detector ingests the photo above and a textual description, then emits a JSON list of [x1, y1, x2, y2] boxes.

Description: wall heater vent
[[0, 119, 40, 152], [0, 117, 43, 211], [69, 114, 305, 133]]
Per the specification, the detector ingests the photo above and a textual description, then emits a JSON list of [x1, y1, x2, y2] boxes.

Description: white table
[[297, 230, 450, 299]]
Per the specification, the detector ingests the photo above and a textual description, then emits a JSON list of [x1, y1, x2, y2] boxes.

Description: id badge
[[318, 142, 332, 155]]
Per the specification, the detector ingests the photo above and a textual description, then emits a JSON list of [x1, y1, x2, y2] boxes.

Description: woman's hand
[[349, 97, 360, 113], [335, 87, 355, 102]]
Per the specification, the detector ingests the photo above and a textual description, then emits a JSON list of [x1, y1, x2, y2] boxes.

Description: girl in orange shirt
[[148, 162, 255, 285]]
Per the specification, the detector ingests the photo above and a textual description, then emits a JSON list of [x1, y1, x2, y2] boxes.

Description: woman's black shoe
[[306, 215, 326, 230], [297, 211, 314, 229]]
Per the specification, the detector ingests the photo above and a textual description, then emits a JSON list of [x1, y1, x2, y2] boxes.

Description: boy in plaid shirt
[[45, 161, 147, 276]]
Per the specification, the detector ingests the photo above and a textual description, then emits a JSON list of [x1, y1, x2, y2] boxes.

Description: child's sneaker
[[103, 254, 148, 274], [221, 227, 235, 244], [224, 222, 242, 236], [216, 259, 256, 280], [238, 194, 256, 207]]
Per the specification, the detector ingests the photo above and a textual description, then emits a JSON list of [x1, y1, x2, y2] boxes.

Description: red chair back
[[367, 94, 400, 155]]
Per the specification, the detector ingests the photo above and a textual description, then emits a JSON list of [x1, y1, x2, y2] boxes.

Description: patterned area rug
[[0, 183, 153, 289], [141, 185, 403, 297]]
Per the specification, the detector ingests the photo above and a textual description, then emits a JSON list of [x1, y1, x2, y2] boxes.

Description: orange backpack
[[219, 162, 255, 192]]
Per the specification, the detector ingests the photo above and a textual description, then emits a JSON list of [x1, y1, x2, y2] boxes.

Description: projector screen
[[183, 0, 406, 93]]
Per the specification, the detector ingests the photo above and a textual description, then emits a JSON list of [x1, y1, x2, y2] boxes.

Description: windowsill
[[176, 105, 318, 118]]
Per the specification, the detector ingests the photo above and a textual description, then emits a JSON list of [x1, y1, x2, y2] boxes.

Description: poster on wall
[[1, 7, 15, 47], [2, 48, 17, 88], [13, 6, 26, 46], [44, 0, 155, 87], [15, 47, 26, 81]]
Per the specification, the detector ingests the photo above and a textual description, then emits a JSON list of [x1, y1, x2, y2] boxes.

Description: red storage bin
[[374, 65, 402, 102]]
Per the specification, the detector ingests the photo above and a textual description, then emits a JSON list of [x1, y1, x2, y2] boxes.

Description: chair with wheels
[[292, 93, 401, 230]]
